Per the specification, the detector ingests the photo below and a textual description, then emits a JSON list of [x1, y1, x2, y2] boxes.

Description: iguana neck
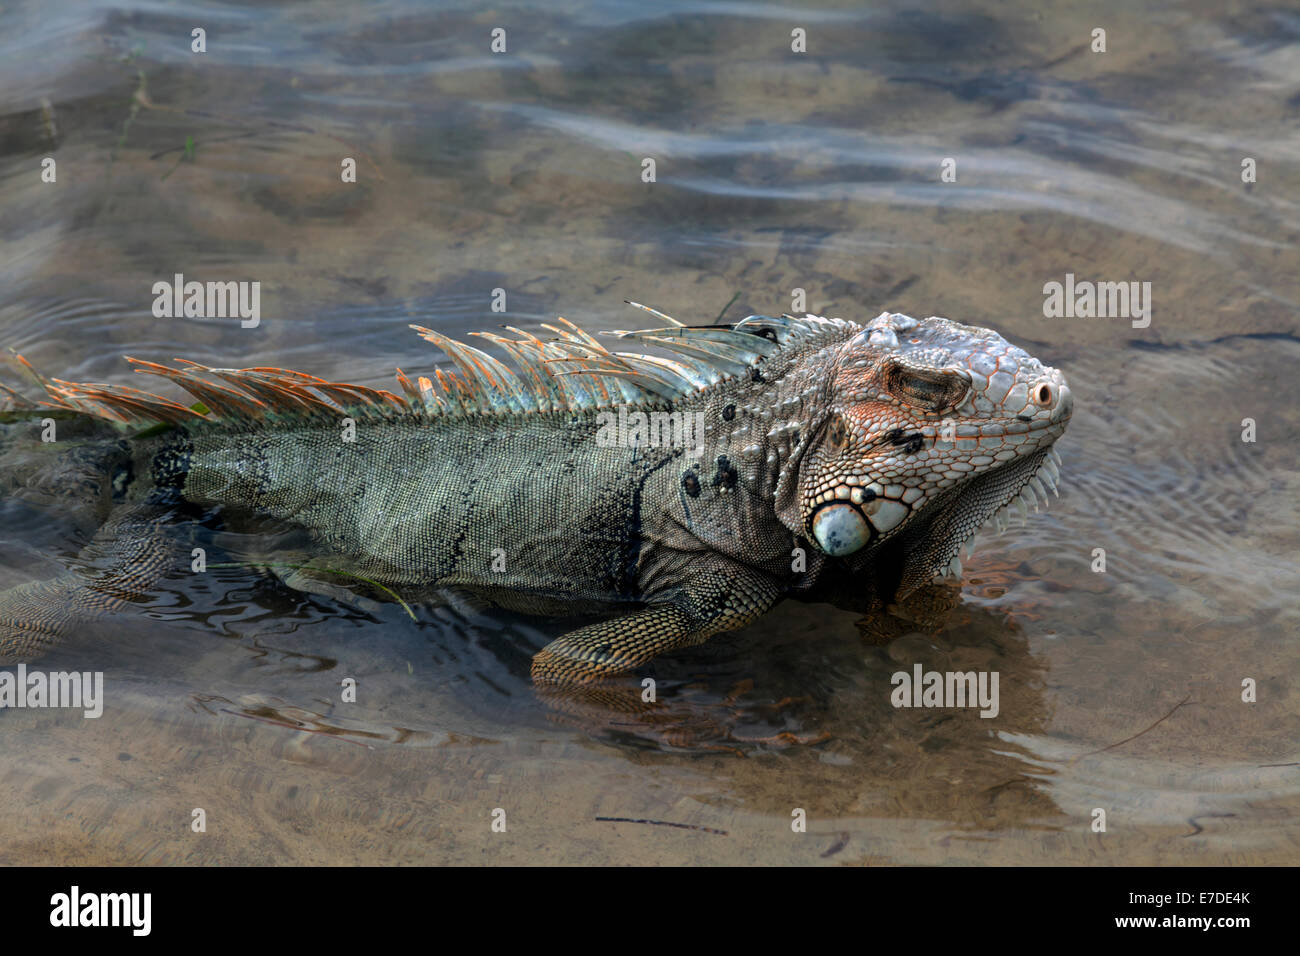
[[674, 327, 850, 544]]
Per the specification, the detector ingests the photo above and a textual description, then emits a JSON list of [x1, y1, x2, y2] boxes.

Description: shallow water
[[0, 0, 1297, 864]]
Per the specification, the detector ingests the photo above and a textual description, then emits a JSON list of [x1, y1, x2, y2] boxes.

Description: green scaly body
[[0, 308, 1072, 686]]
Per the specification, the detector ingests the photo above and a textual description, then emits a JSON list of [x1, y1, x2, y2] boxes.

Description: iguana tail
[[0, 503, 180, 663], [1, 355, 184, 663]]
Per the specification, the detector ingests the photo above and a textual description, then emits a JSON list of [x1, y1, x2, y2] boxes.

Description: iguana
[[0, 307, 1071, 687]]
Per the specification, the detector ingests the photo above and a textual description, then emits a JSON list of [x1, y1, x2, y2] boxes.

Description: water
[[0, 0, 1297, 864]]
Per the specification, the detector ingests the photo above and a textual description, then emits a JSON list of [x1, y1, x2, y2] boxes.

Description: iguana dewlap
[[0, 307, 1071, 686]]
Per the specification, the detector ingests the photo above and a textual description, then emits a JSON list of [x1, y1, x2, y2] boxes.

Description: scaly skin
[[0, 309, 1072, 687]]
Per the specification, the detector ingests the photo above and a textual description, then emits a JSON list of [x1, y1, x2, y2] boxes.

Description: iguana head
[[784, 311, 1072, 594]]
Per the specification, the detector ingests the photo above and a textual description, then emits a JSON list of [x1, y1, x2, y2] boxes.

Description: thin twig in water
[[820, 831, 850, 858], [1072, 693, 1191, 762], [713, 291, 741, 325], [595, 816, 728, 836], [220, 708, 372, 748]]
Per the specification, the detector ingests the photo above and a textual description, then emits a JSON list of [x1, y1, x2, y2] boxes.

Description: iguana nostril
[[1033, 382, 1055, 406]]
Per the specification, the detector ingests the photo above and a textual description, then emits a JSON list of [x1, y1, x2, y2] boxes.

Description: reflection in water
[[0, 0, 1296, 864]]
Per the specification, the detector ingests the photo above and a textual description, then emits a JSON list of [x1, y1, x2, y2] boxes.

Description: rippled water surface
[[0, 0, 1297, 864]]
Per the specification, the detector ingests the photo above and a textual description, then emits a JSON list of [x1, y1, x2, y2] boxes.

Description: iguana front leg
[[531, 564, 781, 685]]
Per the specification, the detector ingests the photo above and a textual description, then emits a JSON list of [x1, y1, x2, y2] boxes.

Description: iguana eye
[[884, 363, 968, 411], [827, 413, 848, 449]]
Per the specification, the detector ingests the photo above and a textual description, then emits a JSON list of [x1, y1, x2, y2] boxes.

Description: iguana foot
[[855, 579, 963, 645]]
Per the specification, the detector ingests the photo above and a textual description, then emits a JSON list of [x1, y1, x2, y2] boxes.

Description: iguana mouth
[[806, 410, 1068, 562], [808, 442, 1063, 569]]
